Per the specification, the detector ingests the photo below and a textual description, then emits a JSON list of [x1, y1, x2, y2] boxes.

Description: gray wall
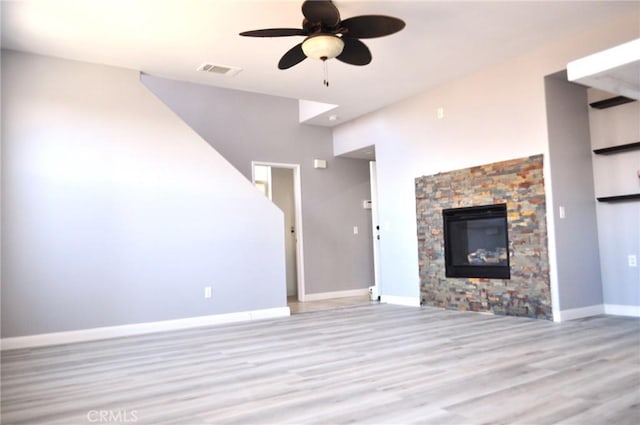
[[544, 74, 603, 311], [588, 90, 640, 308], [1, 50, 286, 338], [332, 13, 637, 310], [142, 75, 374, 295]]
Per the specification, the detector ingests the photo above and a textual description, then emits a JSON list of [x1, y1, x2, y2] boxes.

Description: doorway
[[252, 162, 305, 301], [369, 161, 381, 300]]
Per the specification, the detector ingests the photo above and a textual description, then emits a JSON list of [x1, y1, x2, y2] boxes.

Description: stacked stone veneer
[[415, 155, 552, 319]]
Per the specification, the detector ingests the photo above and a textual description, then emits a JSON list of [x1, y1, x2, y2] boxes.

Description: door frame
[[251, 161, 306, 301], [369, 161, 381, 299]]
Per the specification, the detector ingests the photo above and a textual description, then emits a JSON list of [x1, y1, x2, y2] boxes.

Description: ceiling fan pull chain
[[323, 59, 329, 87]]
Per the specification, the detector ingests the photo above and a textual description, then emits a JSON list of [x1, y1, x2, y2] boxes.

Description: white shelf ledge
[[567, 38, 640, 100]]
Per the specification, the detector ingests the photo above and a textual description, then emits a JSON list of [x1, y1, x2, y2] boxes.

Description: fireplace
[[416, 155, 551, 318], [442, 203, 510, 279]]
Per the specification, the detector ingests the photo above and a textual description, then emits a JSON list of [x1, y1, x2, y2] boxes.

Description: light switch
[[559, 206, 566, 219], [353, 226, 358, 235]]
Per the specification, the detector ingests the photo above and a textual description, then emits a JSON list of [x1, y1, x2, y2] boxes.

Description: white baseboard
[[380, 295, 421, 307], [555, 303, 640, 321], [0, 307, 290, 351], [556, 304, 605, 322], [604, 304, 640, 317], [303, 288, 369, 302]]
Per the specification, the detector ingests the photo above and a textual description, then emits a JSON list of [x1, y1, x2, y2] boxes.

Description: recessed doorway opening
[[252, 162, 305, 301]]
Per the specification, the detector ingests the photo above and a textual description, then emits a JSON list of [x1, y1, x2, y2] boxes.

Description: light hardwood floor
[[288, 295, 374, 314], [2, 304, 639, 424]]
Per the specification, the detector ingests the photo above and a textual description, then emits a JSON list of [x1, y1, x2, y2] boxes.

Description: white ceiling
[[2, 1, 638, 127]]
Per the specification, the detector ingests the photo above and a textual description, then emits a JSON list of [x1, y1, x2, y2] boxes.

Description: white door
[[271, 167, 298, 297], [370, 161, 381, 299]]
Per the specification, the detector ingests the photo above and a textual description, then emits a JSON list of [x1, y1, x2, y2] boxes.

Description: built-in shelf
[[593, 141, 640, 155], [589, 96, 636, 109], [596, 194, 640, 203]]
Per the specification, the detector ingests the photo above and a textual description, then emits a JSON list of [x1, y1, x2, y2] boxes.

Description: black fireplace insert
[[442, 204, 510, 279]]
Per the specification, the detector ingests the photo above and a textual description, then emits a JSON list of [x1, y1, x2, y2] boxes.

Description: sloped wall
[[142, 75, 374, 296], [1, 51, 286, 338]]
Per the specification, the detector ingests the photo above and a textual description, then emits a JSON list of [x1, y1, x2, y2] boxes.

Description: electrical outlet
[[204, 286, 212, 299], [629, 255, 637, 268]]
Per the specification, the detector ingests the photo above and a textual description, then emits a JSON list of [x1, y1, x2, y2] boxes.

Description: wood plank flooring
[[2, 304, 639, 424], [287, 295, 373, 314]]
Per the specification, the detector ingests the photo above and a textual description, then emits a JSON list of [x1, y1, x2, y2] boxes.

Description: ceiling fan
[[239, 0, 405, 86]]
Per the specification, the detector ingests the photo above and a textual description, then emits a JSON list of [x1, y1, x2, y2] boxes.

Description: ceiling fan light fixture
[[302, 34, 344, 60]]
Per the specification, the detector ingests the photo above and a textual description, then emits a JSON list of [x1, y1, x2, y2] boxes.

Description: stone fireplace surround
[[415, 155, 552, 319]]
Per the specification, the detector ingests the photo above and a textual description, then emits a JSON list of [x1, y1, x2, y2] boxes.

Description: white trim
[[303, 288, 369, 301], [369, 160, 381, 300], [380, 295, 421, 307], [0, 307, 290, 351], [251, 161, 306, 302], [604, 304, 640, 317], [567, 38, 640, 99], [557, 304, 605, 322], [292, 164, 306, 302], [555, 304, 640, 321], [248, 307, 291, 320], [542, 153, 562, 323]]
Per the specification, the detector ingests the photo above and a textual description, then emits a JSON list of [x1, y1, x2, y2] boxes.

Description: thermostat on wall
[[362, 200, 372, 209]]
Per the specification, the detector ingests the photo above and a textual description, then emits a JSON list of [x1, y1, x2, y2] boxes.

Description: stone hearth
[[415, 155, 552, 319]]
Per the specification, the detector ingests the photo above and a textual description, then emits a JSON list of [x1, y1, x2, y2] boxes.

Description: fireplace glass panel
[[443, 204, 510, 279]]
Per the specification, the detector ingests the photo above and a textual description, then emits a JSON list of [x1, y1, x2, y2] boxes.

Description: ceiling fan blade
[[336, 38, 371, 66], [340, 15, 406, 39], [302, 0, 340, 27], [240, 28, 307, 37], [278, 43, 307, 69]]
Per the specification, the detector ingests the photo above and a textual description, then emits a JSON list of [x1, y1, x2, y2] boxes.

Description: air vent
[[197, 63, 242, 76]]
